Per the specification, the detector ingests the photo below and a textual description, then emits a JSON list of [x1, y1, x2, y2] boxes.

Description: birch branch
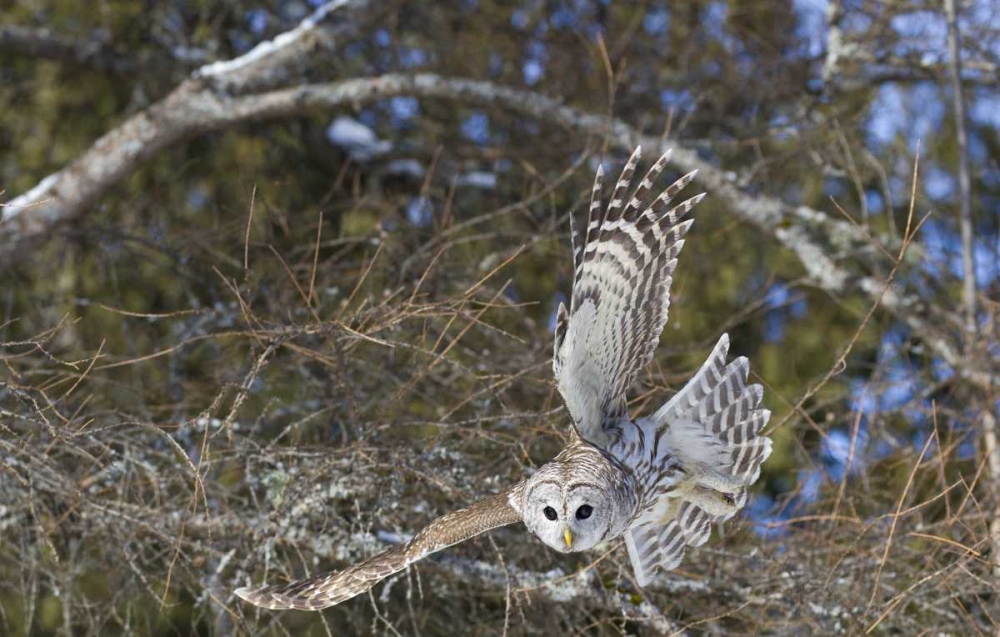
[[3, 71, 991, 392], [0, 0, 370, 241]]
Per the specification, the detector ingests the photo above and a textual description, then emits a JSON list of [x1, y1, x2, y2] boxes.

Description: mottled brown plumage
[[235, 489, 523, 610]]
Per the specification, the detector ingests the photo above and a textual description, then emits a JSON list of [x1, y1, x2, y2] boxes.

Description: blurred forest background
[[1, 0, 999, 635]]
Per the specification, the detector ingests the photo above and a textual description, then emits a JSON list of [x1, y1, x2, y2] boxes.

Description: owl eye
[[576, 505, 593, 520], [543, 506, 558, 521]]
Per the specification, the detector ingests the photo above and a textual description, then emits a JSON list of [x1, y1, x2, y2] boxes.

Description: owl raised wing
[[553, 146, 704, 447]]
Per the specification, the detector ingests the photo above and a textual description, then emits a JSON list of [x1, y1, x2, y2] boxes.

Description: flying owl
[[235, 146, 773, 611]]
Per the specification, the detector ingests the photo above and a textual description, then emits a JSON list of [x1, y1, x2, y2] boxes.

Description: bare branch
[[0, 25, 141, 74], [192, 0, 372, 95], [4, 3, 1000, 632], [945, 0, 999, 577], [4, 70, 992, 394], [945, 0, 977, 336], [830, 53, 1000, 88], [1, 0, 370, 238]]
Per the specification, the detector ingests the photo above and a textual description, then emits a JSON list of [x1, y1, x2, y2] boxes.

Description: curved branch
[[1, 73, 990, 389], [0, 74, 865, 265], [192, 0, 371, 94], [1, 0, 369, 239]]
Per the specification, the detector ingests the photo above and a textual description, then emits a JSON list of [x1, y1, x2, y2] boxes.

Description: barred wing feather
[[625, 334, 773, 584], [554, 146, 704, 447], [625, 491, 748, 586]]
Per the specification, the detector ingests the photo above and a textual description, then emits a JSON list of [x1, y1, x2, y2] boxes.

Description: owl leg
[[682, 484, 742, 518], [692, 470, 744, 495]]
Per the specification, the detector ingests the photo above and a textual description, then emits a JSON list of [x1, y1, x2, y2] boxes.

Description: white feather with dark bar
[[624, 334, 773, 585], [554, 146, 704, 447]]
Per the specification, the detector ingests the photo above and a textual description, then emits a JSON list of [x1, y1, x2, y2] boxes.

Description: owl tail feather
[[625, 334, 771, 586]]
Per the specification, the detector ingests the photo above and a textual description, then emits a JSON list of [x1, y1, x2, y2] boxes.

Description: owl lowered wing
[[625, 491, 747, 586], [235, 487, 522, 611], [626, 334, 773, 585], [553, 146, 704, 446]]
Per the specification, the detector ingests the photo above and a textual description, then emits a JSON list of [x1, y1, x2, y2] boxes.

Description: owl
[[235, 146, 772, 611]]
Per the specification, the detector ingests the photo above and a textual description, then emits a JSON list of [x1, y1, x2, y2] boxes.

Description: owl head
[[520, 447, 621, 553]]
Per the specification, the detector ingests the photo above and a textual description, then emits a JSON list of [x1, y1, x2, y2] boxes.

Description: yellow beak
[[563, 528, 573, 549]]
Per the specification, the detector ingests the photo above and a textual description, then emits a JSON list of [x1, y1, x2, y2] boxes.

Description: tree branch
[[4, 71, 991, 392], [828, 53, 1000, 88], [821, 0, 998, 90], [945, 0, 999, 577], [0, 25, 142, 74], [0, 0, 369, 240], [945, 0, 977, 336], [192, 0, 372, 95]]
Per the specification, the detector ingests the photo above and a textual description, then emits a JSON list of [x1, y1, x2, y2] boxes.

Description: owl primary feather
[[235, 146, 773, 611]]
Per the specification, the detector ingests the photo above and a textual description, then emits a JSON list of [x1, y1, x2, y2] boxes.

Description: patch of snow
[[384, 159, 425, 179], [326, 116, 392, 161], [456, 171, 497, 190], [3, 171, 62, 220], [195, 0, 350, 78], [405, 196, 434, 227]]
